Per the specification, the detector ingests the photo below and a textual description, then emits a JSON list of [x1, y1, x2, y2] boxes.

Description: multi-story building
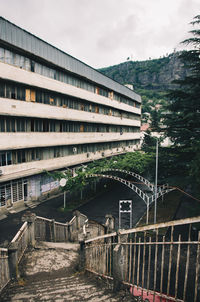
[[0, 17, 141, 214]]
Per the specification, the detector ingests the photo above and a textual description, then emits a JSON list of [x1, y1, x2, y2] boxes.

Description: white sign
[[60, 178, 67, 187]]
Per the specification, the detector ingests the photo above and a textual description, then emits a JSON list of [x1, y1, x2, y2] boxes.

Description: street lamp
[[143, 132, 158, 224]]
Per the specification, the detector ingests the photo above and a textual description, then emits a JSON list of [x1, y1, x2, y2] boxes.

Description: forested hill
[[98, 52, 188, 92]]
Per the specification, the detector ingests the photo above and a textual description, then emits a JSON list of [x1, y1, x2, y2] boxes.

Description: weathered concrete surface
[[1, 242, 134, 301]]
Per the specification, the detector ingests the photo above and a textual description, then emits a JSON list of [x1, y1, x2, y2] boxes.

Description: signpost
[[60, 178, 67, 208], [119, 200, 132, 229]]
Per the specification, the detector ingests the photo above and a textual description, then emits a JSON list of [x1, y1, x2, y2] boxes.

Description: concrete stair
[[0, 242, 134, 302], [1, 273, 133, 301]]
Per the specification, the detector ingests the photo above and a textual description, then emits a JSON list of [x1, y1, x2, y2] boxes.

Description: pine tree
[[163, 15, 200, 184]]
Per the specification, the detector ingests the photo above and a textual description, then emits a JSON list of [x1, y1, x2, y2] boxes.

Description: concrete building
[[0, 17, 141, 214]]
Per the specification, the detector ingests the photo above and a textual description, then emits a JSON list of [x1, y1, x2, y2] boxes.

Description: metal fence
[[85, 216, 200, 302], [0, 248, 10, 292]]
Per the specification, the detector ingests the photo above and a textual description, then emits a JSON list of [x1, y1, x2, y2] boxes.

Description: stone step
[[0, 242, 134, 302], [1, 273, 132, 301], [25, 202, 37, 209]]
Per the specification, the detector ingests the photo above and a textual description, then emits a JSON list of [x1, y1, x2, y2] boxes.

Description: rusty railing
[[84, 216, 200, 302]]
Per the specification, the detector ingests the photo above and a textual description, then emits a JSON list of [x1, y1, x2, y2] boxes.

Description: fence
[[35, 212, 87, 242], [0, 248, 10, 293], [85, 216, 200, 302]]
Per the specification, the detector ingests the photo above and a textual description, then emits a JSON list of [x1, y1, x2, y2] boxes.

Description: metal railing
[[100, 168, 155, 191], [0, 248, 10, 293], [85, 216, 200, 302], [86, 173, 174, 224]]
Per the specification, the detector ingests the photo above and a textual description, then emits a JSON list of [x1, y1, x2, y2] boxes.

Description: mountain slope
[[99, 52, 188, 91]]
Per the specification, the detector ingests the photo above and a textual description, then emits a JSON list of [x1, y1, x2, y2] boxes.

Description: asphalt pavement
[[0, 182, 147, 247]]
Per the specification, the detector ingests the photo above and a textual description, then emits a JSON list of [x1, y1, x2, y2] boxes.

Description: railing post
[[65, 222, 69, 241], [21, 211, 37, 247], [52, 219, 56, 242], [113, 242, 126, 291], [8, 242, 18, 279], [73, 210, 81, 230], [105, 214, 115, 233], [79, 240, 85, 271]]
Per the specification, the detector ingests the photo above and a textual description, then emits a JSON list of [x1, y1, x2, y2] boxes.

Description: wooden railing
[[0, 248, 10, 293], [11, 222, 29, 264], [0, 211, 88, 293]]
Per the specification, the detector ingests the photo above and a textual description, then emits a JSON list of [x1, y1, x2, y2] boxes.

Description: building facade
[[0, 17, 141, 213]]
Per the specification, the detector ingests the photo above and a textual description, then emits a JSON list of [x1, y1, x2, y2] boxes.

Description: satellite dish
[[60, 178, 67, 187]]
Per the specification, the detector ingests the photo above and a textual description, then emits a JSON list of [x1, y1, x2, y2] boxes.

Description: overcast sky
[[1, 0, 199, 68]]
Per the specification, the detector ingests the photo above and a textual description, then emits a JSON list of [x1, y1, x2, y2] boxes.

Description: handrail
[[100, 168, 155, 191], [87, 173, 149, 204], [85, 215, 200, 243], [0, 248, 8, 252], [11, 221, 28, 243]]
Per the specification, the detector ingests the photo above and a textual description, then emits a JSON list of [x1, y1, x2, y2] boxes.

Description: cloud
[[1, 0, 200, 68]]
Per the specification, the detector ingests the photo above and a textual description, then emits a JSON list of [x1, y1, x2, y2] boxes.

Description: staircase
[[1, 242, 134, 302]]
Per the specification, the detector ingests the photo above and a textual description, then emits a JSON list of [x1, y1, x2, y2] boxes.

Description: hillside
[[99, 52, 188, 126], [99, 52, 187, 92]]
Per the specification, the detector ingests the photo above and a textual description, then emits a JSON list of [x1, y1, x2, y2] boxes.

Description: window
[[0, 82, 5, 97], [25, 89, 31, 102], [30, 90, 36, 102], [80, 124, 84, 132], [0, 118, 5, 132], [31, 61, 35, 72], [0, 152, 12, 166]]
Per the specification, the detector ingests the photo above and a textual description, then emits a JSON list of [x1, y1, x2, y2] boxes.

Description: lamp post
[[154, 138, 158, 225], [143, 132, 158, 224]]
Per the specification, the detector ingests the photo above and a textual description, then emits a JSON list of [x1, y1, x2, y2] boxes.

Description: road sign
[[60, 178, 67, 187]]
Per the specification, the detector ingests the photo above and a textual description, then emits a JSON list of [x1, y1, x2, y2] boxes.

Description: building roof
[[0, 17, 141, 103]]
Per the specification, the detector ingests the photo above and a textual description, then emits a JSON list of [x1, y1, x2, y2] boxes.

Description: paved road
[[0, 182, 147, 246], [78, 182, 146, 228]]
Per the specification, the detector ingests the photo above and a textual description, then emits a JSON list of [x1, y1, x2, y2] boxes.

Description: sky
[[1, 0, 199, 69]]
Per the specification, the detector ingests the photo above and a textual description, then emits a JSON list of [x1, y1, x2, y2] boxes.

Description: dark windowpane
[[7, 152, 12, 165], [0, 118, 5, 132]]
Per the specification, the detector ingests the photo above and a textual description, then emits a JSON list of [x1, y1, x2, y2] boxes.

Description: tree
[[163, 15, 200, 185]]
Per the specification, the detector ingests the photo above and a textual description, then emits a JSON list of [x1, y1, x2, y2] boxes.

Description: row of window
[[0, 46, 140, 107], [0, 80, 140, 121], [0, 116, 139, 133], [0, 140, 138, 167]]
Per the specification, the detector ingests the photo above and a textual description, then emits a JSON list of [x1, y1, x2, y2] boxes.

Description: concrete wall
[[0, 98, 140, 127], [0, 145, 139, 183], [0, 132, 140, 150], [0, 62, 141, 116]]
